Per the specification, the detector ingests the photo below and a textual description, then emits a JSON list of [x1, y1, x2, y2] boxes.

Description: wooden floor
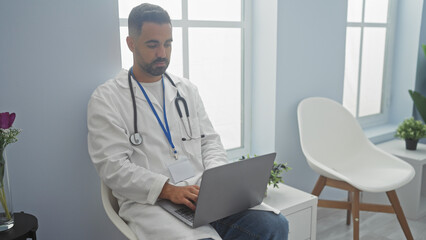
[[316, 207, 426, 240]]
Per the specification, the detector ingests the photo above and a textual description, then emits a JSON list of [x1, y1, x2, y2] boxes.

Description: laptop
[[158, 152, 276, 228]]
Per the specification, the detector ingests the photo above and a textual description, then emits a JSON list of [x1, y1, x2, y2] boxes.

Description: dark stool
[[0, 212, 38, 240]]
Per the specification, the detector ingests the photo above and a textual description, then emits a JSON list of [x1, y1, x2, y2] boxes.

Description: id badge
[[167, 156, 195, 184]]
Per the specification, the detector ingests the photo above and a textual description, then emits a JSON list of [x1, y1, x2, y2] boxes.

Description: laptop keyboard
[[175, 206, 195, 223]]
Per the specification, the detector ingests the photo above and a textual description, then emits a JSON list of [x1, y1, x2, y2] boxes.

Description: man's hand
[[159, 182, 200, 211]]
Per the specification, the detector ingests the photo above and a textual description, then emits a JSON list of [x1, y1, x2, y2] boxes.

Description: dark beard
[[140, 58, 169, 76]]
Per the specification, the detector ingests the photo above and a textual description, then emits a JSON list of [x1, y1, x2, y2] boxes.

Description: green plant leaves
[[395, 117, 426, 140], [269, 162, 291, 188], [409, 90, 426, 123], [422, 44, 426, 57], [239, 154, 291, 188]]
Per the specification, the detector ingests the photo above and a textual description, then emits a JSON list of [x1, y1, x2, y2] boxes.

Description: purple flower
[[0, 112, 16, 129]]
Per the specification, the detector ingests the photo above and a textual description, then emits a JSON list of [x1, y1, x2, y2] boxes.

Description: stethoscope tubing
[[128, 69, 200, 146], [128, 71, 139, 135]]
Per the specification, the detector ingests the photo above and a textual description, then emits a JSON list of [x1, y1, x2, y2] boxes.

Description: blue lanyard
[[130, 68, 178, 159]]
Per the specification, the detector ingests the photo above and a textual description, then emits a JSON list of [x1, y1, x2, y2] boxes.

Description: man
[[88, 3, 288, 239]]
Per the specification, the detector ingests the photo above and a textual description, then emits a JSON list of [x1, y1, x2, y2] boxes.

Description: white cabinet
[[263, 183, 318, 240]]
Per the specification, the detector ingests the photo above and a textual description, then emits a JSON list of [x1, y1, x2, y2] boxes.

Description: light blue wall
[[415, 0, 426, 121], [252, 0, 426, 200], [2, 0, 426, 239], [0, 0, 125, 239], [273, 0, 348, 198], [390, 0, 424, 125]]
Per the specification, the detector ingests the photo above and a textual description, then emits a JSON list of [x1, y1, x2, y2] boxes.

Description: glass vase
[[0, 148, 14, 231]]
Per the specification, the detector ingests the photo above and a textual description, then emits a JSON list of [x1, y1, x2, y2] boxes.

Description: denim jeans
[[202, 210, 289, 240]]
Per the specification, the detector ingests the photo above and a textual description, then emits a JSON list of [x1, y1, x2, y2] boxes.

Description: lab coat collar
[[115, 68, 182, 105]]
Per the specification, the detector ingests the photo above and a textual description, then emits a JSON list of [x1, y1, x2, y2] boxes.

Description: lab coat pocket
[[179, 116, 202, 159]]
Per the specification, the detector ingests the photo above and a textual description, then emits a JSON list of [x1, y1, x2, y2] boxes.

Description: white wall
[[0, 0, 125, 239], [251, 0, 278, 155]]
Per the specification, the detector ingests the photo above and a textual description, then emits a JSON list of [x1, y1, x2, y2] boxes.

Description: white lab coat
[[88, 69, 228, 240]]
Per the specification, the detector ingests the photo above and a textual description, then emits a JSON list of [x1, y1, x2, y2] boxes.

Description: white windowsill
[[364, 123, 399, 144]]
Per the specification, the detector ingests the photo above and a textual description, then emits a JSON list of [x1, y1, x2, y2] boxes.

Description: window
[[343, 0, 396, 127], [118, 0, 250, 158]]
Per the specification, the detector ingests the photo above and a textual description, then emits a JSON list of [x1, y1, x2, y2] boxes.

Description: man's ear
[[126, 36, 135, 52]]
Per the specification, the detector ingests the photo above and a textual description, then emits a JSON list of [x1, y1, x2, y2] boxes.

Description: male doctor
[[88, 3, 288, 240]]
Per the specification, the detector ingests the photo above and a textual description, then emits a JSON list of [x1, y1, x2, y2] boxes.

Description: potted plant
[[240, 154, 291, 191], [269, 162, 291, 188], [395, 117, 426, 150]]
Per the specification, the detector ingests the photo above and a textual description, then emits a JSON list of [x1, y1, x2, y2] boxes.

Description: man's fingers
[[186, 191, 198, 203], [189, 186, 199, 195], [183, 198, 196, 211], [164, 185, 200, 209]]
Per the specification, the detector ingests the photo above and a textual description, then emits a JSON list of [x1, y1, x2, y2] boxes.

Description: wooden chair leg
[[386, 191, 413, 240], [352, 190, 360, 240], [346, 191, 352, 225], [311, 176, 327, 196]]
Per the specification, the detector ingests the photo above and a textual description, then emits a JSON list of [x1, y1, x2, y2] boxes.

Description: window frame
[[344, 0, 397, 128], [118, 0, 252, 159]]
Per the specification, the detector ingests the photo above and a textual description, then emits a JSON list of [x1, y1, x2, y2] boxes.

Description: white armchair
[[101, 182, 137, 240], [297, 97, 415, 240]]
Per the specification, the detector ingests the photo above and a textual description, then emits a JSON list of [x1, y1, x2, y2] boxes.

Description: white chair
[[101, 182, 138, 240], [297, 97, 415, 240]]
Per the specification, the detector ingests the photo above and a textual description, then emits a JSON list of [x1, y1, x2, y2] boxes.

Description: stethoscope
[[128, 68, 204, 147]]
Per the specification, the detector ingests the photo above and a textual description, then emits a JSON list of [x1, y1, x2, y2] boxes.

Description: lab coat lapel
[[132, 77, 164, 110], [164, 77, 178, 112], [115, 69, 151, 104], [135, 75, 178, 119], [116, 69, 179, 113]]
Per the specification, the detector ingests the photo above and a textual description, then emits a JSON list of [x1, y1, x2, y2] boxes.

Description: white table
[[263, 183, 318, 240], [363, 139, 426, 220]]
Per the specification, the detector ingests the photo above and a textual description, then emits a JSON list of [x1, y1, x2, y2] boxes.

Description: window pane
[[347, 0, 363, 22], [364, 0, 388, 23], [359, 27, 386, 117], [343, 27, 362, 116], [120, 27, 133, 70], [119, 27, 184, 77], [118, 0, 182, 20], [188, 0, 241, 21], [168, 28, 183, 78], [188, 28, 241, 149]]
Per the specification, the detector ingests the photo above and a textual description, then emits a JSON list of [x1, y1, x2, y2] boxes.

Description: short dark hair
[[128, 3, 171, 37]]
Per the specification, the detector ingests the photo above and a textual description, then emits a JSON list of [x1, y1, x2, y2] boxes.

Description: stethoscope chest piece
[[130, 133, 143, 146]]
